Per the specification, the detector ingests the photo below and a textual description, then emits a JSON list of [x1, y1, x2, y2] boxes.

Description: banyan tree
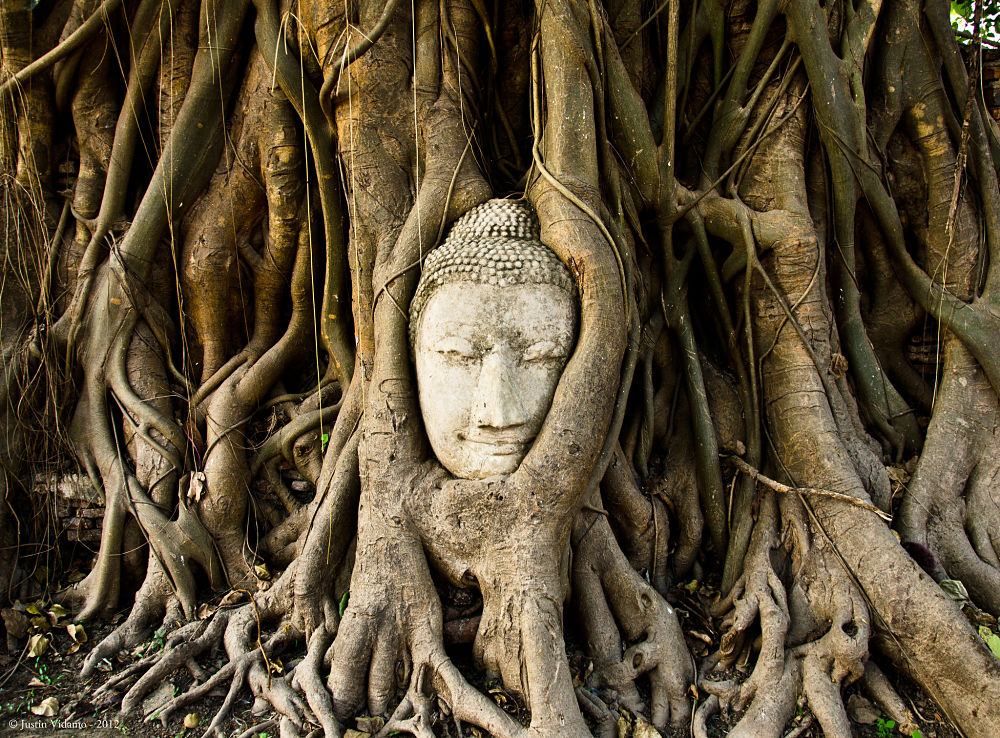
[[1, 0, 999, 735]]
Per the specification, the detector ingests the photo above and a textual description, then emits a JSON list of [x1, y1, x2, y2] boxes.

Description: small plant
[[875, 718, 896, 738], [338, 590, 350, 617]]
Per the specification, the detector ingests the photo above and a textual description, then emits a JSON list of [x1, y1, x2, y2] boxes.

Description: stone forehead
[[410, 200, 575, 345]]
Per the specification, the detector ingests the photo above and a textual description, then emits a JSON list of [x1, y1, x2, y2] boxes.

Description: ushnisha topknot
[[409, 199, 575, 346]]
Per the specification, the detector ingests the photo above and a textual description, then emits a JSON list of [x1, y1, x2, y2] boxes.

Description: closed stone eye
[[434, 336, 478, 359], [523, 340, 564, 362]]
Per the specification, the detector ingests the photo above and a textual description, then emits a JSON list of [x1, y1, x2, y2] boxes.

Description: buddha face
[[414, 281, 576, 479]]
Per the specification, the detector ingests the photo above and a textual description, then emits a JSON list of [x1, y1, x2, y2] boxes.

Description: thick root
[[571, 508, 693, 732], [81, 564, 178, 677], [898, 339, 1000, 613], [703, 495, 869, 738]]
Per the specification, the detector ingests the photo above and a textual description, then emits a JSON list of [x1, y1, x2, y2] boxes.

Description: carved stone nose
[[473, 348, 529, 430]]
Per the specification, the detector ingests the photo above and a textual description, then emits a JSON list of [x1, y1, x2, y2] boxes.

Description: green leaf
[[338, 590, 350, 617], [979, 625, 1000, 659], [911, 730, 924, 738], [321, 433, 329, 452], [939, 578, 970, 604]]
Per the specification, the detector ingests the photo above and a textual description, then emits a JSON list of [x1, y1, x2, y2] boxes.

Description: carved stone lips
[[459, 432, 532, 455]]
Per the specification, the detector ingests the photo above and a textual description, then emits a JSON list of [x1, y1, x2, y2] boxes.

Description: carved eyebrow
[[514, 326, 574, 347]]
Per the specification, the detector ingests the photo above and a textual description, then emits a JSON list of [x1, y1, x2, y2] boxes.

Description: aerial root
[[929, 496, 1000, 615], [148, 605, 304, 737], [235, 719, 278, 738], [86, 581, 309, 738], [120, 612, 232, 714], [692, 694, 719, 738], [376, 664, 438, 738], [861, 661, 918, 734], [94, 619, 205, 698], [575, 687, 616, 738]]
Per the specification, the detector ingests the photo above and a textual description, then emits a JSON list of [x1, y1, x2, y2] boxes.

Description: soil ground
[[0, 579, 969, 738]]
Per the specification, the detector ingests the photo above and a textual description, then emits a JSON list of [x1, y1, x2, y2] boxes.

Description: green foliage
[[979, 625, 1000, 658], [875, 718, 896, 738], [338, 590, 350, 617], [952, 1, 1000, 41]]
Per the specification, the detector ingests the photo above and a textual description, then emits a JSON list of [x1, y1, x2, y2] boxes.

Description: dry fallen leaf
[[67, 623, 87, 643], [27, 633, 49, 658], [188, 471, 206, 502], [47, 604, 69, 623], [632, 716, 662, 738], [30, 697, 58, 716], [196, 603, 217, 620]]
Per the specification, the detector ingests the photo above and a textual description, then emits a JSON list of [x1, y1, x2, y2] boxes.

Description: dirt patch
[[0, 616, 278, 738]]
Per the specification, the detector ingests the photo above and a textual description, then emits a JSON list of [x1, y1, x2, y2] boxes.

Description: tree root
[[571, 506, 693, 732], [701, 495, 870, 738], [81, 564, 179, 677], [898, 339, 1000, 614]]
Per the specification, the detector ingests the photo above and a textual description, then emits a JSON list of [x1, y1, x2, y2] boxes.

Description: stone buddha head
[[410, 199, 578, 479]]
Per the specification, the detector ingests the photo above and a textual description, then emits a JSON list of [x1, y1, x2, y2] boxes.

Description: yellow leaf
[[187, 471, 206, 502], [633, 716, 662, 738], [196, 603, 217, 620]]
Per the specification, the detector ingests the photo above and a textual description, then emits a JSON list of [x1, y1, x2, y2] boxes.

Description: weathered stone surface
[[411, 200, 577, 479]]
